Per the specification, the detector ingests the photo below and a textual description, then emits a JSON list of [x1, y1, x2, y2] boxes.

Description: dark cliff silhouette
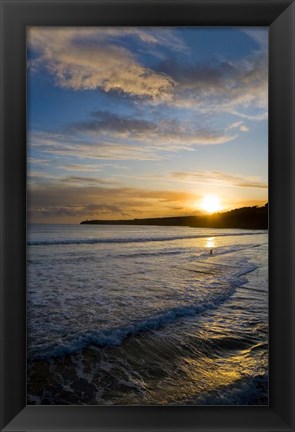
[[80, 204, 268, 230]]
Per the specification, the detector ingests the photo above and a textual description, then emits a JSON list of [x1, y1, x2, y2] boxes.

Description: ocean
[[27, 224, 268, 405]]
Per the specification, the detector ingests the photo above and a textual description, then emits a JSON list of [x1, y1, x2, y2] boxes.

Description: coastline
[[80, 205, 268, 230]]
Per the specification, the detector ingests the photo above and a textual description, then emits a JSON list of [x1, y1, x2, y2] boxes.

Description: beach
[[27, 224, 268, 405]]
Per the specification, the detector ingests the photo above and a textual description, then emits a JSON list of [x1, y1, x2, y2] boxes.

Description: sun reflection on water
[[206, 237, 215, 249]]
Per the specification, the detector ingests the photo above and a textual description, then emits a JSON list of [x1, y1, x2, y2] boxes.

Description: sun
[[201, 194, 221, 213]]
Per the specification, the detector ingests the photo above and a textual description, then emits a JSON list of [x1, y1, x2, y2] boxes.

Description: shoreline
[[80, 204, 268, 230], [27, 226, 268, 406]]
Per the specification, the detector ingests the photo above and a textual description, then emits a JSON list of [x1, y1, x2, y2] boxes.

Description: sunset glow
[[27, 26, 269, 407], [27, 27, 268, 224], [201, 195, 222, 213]]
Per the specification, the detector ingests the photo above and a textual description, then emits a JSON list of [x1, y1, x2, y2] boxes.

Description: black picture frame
[[1, 0, 294, 430]]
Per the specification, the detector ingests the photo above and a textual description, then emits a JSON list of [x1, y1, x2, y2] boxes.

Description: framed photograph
[[0, 0, 294, 431]]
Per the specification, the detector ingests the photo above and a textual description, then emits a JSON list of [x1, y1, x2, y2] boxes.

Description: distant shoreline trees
[[80, 204, 268, 230]]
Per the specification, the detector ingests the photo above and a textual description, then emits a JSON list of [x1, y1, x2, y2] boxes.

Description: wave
[[28, 262, 257, 361], [29, 306, 201, 360], [28, 231, 267, 247], [28, 294, 233, 361], [29, 306, 207, 360], [195, 242, 268, 261], [182, 373, 268, 405]]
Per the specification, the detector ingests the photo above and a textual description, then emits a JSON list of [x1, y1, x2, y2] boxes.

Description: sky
[[27, 27, 268, 224]]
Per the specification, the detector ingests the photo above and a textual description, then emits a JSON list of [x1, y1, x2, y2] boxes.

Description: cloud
[[241, 28, 268, 51], [171, 170, 267, 189], [226, 121, 249, 132], [67, 110, 238, 148], [70, 110, 156, 135], [228, 110, 268, 122], [28, 27, 175, 101], [28, 27, 187, 52], [28, 116, 239, 171], [28, 131, 165, 161], [240, 124, 249, 132], [59, 164, 102, 172], [28, 27, 268, 120], [28, 203, 128, 218], [27, 171, 58, 185], [27, 157, 50, 165], [28, 182, 195, 222], [61, 176, 118, 186], [157, 50, 268, 118], [56, 162, 130, 173]]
